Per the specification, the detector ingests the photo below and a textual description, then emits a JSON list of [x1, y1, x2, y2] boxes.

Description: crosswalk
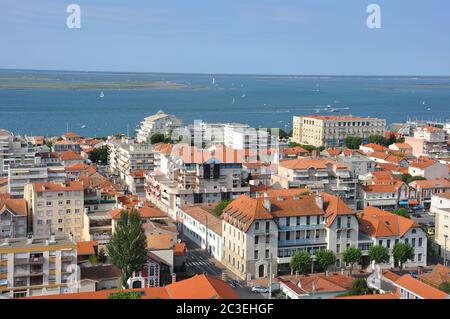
[[186, 261, 214, 267]]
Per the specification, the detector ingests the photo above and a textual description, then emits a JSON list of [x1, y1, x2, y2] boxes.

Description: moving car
[[251, 285, 269, 293]]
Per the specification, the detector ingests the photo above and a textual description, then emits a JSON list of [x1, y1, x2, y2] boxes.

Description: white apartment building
[[177, 204, 222, 261], [0, 236, 78, 298], [186, 121, 225, 147], [136, 110, 182, 143], [408, 160, 449, 180], [358, 206, 427, 268], [405, 126, 448, 157], [7, 159, 66, 198], [430, 193, 450, 261], [108, 138, 156, 181], [145, 144, 250, 220], [271, 158, 357, 208], [358, 182, 408, 210], [292, 115, 386, 147], [24, 181, 85, 241], [338, 154, 376, 178], [0, 130, 35, 177]]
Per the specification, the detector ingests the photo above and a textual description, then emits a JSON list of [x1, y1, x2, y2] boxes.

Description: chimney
[[263, 198, 271, 212], [325, 270, 329, 276], [172, 273, 177, 284], [315, 194, 324, 209]]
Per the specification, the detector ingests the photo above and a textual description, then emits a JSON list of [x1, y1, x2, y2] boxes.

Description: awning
[[399, 200, 409, 205], [409, 200, 419, 205]]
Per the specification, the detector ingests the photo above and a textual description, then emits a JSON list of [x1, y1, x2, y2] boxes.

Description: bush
[[213, 199, 232, 217], [108, 291, 141, 299]]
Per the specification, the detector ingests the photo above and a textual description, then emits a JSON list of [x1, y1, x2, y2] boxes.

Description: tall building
[[24, 181, 85, 241], [292, 115, 386, 147], [430, 193, 450, 262], [0, 130, 35, 177], [0, 235, 78, 298], [136, 110, 182, 143]]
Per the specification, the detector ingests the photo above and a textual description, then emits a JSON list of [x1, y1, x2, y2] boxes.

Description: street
[[186, 248, 224, 277]]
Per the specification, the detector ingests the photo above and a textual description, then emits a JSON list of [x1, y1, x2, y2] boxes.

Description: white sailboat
[[100, 91, 105, 98], [212, 77, 215, 85]]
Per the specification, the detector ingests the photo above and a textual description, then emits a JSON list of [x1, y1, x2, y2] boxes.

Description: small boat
[[315, 109, 320, 113], [427, 107, 432, 111], [241, 94, 246, 98], [326, 105, 331, 108], [81, 125, 87, 129], [212, 77, 215, 85], [232, 98, 235, 104], [100, 91, 104, 98], [329, 108, 339, 113]]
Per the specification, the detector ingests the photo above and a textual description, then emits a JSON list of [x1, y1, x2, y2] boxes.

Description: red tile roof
[[395, 274, 448, 299], [76, 241, 98, 256], [32, 181, 83, 193]]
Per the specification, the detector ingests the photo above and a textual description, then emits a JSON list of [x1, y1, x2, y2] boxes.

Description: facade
[[0, 236, 78, 299], [0, 130, 35, 177], [358, 206, 427, 268], [271, 158, 357, 208], [53, 140, 81, 153], [405, 126, 448, 158], [177, 204, 222, 261], [430, 193, 450, 261], [136, 110, 182, 143], [0, 195, 28, 239], [358, 182, 408, 210], [292, 115, 386, 147], [409, 178, 450, 209], [25, 182, 85, 241], [408, 160, 449, 180]]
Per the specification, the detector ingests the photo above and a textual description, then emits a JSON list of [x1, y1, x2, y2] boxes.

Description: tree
[[98, 247, 107, 264], [245, 172, 253, 184], [344, 136, 363, 150], [89, 145, 108, 165], [44, 140, 53, 149], [278, 128, 289, 139], [368, 135, 387, 146], [439, 282, 450, 294], [343, 246, 362, 274], [369, 245, 390, 264], [108, 291, 141, 299], [316, 249, 336, 271], [392, 208, 409, 218], [213, 199, 232, 217], [402, 173, 427, 184], [150, 133, 166, 144], [392, 243, 414, 271], [290, 251, 311, 275], [108, 209, 147, 288], [349, 278, 372, 295]]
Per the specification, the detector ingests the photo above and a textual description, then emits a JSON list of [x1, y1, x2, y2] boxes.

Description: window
[[265, 249, 269, 259], [316, 216, 320, 224], [265, 235, 270, 244], [255, 222, 259, 231], [254, 250, 258, 259], [66, 200, 71, 205], [265, 222, 270, 233], [337, 231, 341, 239], [412, 238, 416, 247], [306, 216, 310, 225], [46, 201, 52, 206], [286, 232, 291, 241], [387, 240, 391, 249], [378, 240, 383, 246], [418, 238, 423, 247], [255, 235, 259, 245], [286, 218, 290, 226], [346, 230, 351, 239], [66, 209, 71, 214], [336, 244, 340, 253], [418, 253, 422, 262], [296, 216, 300, 225]]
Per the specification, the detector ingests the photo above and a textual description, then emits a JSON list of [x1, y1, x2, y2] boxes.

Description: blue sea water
[[1, 69, 450, 137]]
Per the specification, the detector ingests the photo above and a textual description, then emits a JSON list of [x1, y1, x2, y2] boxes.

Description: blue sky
[[1, 0, 449, 75]]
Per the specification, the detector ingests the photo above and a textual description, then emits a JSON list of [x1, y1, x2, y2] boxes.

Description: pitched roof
[[392, 143, 412, 150], [323, 148, 341, 156], [282, 146, 309, 155], [395, 274, 449, 299], [0, 197, 28, 216], [362, 184, 399, 193], [336, 293, 398, 299], [361, 143, 389, 152], [109, 205, 167, 220], [59, 150, 83, 161], [64, 132, 81, 139], [409, 159, 439, 169], [179, 204, 222, 235], [280, 273, 353, 295], [165, 274, 239, 299], [320, 192, 354, 227], [358, 206, 420, 238], [81, 265, 121, 281], [76, 241, 98, 255], [32, 181, 84, 193], [410, 178, 450, 189], [153, 143, 174, 155], [419, 264, 450, 288]]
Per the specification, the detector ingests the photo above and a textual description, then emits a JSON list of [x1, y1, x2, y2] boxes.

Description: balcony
[[278, 224, 325, 231], [254, 228, 271, 235], [278, 237, 327, 247], [14, 257, 44, 265]]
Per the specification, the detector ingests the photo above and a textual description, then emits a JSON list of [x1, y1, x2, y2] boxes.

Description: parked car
[[229, 279, 242, 288], [251, 285, 269, 293]]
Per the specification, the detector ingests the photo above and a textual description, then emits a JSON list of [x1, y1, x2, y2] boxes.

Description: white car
[[251, 285, 269, 293]]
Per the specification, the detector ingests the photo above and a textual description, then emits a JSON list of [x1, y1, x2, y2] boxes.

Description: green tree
[[439, 282, 450, 294], [344, 136, 363, 150], [44, 140, 53, 149], [369, 245, 390, 264], [108, 209, 147, 288], [245, 172, 253, 184], [402, 173, 427, 184], [278, 128, 289, 139], [349, 278, 372, 295], [89, 145, 109, 165], [368, 135, 387, 146], [392, 208, 409, 218], [98, 247, 107, 264], [213, 199, 232, 217], [397, 137, 405, 143], [392, 243, 414, 271], [108, 291, 141, 299], [316, 249, 336, 271], [89, 254, 98, 266], [290, 251, 311, 275], [343, 246, 362, 274], [150, 133, 166, 144]]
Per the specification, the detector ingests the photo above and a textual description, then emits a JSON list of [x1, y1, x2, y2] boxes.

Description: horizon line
[[1, 67, 450, 78]]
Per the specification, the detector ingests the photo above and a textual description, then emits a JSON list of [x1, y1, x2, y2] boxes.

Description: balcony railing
[[278, 237, 327, 247], [14, 257, 44, 265], [278, 224, 325, 231]]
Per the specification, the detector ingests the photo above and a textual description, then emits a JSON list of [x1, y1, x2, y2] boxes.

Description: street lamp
[[311, 255, 317, 274]]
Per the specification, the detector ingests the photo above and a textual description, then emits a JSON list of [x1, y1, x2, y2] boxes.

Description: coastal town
[[1, 111, 449, 300]]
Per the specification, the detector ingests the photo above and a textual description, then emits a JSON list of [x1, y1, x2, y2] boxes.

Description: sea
[[1, 69, 450, 137]]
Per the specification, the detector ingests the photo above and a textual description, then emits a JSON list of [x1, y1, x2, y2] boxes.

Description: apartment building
[[186, 120, 225, 146], [145, 144, 250, 220], [271, 158, 357, 207], [409, 178, 450, 209], [405, 126, 448, 158], [0, 130, 35, 178], [408, 159, 449, 180], [53, 140, 81, 153], [125, 169, 146, 199], [136, 110, 182, 143], [107, 138, 156, 181], [24, 181, 85, 241], [8, 159, 66, 198], [292, 115, 386, 147], [358, 206, 427, 268], [177, 204, 222, 261], [0, 236, 78, 298], [366, 151, 409, 167], [0, 195, 28, 239], [338, 154, 376, 178], [358, 181, 408, 210], [389, 143, 413, 155], [430, 193, 450, 261]]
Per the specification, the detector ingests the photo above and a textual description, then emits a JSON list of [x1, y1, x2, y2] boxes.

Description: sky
[[1, 0, 450, 75]]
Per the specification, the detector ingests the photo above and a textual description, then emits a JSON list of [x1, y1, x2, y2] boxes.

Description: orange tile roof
[[410, 178, 450, 189], [146, 233, 176, 250], [129, 169, 145, 177], [358, 206, 420, 238], [174, 242, 187, 256], [153, 143, 174, 155], [179, 204, 222, 235], [392, 143, 412, 150], [59, 149, 83, 161], [54, 140, 79, 145], [259, 188, 310, 198], [371, 171, 395, 180], [109, 205, 167, 220], [64, 131, 81, 139], [65, 163, 92, 171], [395, 274, 448, 299], [282, 146, 309, 155], [409, 159, 438, 169], [32, 181, 83, 193], [321, 192, 354, 227], [362, 184, 399, 193], [361, 143, 389, 152], [0, 197, 28, 216], [419, 264, 450, 288], [76, 241, 98, 255], [382, 270, 401, 282], [165, 274, 239, 299], [336, 293, 398, 299], [434, 193, 450, 200], [280, 273, 353, 295], [27, 287, 170, 299]]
